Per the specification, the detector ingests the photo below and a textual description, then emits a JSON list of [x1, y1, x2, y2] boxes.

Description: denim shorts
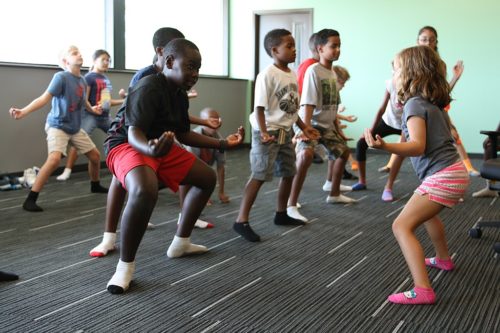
[[250, 129, 296, 182], [296, 126, 349, 159], [81, 112, 112, 135]]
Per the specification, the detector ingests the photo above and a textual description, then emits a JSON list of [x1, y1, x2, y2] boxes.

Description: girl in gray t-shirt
[[365, 45, 470, 305]]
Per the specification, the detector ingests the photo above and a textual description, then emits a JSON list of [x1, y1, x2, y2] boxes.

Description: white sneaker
[[287, 206, 308, 222], [472, 187, 499, 198], [326, 194, 357, 204], [322, 181, 332, 192], [23, 168, 37, 188], [296, 202, 302, 209]]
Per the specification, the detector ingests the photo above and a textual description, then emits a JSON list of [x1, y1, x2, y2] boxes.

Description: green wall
[[229, 0, 500, 154]]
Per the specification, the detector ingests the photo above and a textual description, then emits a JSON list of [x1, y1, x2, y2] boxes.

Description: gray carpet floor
[[0, 149, 499, 333]]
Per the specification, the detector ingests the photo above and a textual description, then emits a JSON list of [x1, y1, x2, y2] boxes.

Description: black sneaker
[[343, 170, 358, 180]]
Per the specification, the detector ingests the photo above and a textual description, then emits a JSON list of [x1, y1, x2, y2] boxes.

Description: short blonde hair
[[332, 65, 350, 82], [58, 45, 79, 69]]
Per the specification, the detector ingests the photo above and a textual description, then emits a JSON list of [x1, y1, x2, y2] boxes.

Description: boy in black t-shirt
[[105, 39, 243, 294]]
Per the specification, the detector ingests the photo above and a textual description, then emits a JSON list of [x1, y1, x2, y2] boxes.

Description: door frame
[[253, 8, 314, 78]]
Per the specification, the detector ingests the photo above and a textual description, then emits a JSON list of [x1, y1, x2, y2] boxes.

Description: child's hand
[[302, 126, 320, 141], [364, 128, 385, 149], [345, 115, 357, 122], [225, 126, 245, 147], [206, 117, 222, 129], [148, 131, 175, 157], [118, 88, 127, 98], [260, 131, 275, 144], [92, 105, 103, 116], [188, 89, 198, 99], [453, 60, 464, 79], [9, 107, 25, 120]]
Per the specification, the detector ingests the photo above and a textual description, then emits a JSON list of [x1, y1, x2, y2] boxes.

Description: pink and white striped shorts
[[415, 161, 470, 208]]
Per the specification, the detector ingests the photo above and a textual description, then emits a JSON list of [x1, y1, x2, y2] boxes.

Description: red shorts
[[106, 143, 196, 192]]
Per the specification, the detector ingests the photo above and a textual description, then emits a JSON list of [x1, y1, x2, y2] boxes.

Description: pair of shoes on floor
[[22, 167, 39, 188], [326, 194, 357, 204], [322, 181, 352, 192], [472, 187, 499, 198]]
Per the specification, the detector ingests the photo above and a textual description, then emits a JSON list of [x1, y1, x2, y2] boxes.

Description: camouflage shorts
[[296, 126, 349, 159]]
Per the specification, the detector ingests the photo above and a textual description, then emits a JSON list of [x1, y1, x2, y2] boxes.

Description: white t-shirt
[[381, 79, 404, 130], [249, 64, 299, 131], [299, 63, 341, 130]]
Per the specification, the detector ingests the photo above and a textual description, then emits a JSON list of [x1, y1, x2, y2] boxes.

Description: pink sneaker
[[425, 257, 455, 271], [388, 287, 436, 305]]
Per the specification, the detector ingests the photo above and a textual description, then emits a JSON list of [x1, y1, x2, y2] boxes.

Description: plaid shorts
[[415, 161, 470, 208]]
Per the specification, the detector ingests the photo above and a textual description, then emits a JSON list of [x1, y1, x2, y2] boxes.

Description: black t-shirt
[[104, 73, 189, 155]]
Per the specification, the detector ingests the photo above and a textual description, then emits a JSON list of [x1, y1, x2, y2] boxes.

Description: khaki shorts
[[46, 127, 96, 156]]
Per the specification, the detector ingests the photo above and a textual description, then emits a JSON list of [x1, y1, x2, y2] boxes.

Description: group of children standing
[[5, 24, 481, 306], [235, 26, 471, 305]]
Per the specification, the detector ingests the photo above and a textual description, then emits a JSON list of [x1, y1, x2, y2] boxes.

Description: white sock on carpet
[[326, 194, 357, 204], [107, 259, 135, 293], [166, 236, 208, 258], [56, 168, 72, 181], [89, 232, 117, 257]]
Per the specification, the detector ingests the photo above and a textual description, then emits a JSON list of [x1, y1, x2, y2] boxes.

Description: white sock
[[322, 180, 332, 192], [326, 194, 357, 204], [107, 259, 135, 294], [56, 168, 72, 181], [472, 183, 499, 198], [178, 213, 214, 228], [89, 232, 116, 257], [166, 236, 208, 258]]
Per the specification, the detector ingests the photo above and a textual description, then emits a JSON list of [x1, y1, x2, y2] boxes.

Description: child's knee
[[46, 152, 62, 168], [298, 148, 314, 163], [86, 149, 101, 163], [128, 185, 158, 204]]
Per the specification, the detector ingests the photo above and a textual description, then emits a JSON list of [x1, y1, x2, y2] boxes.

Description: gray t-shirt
[[402, 96, 459, 180], [299, 63, 340, 130]]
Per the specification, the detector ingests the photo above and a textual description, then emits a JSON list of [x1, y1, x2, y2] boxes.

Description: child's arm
[[364, 116, 426, 157], [335, 118, 350, 141], [337, 113, 357, 122], [369, 90, 390, 133], [295, 117, 320, 141], [302, 105, 314, 127], [449, 60, 464, 91], [255, 106, 274, 143], [128, 126, 175, 157], [9, 91, 53, 119], [110, 98, 125, 107], [176, 127, 244, 150], [84, 86, 103, 115]]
